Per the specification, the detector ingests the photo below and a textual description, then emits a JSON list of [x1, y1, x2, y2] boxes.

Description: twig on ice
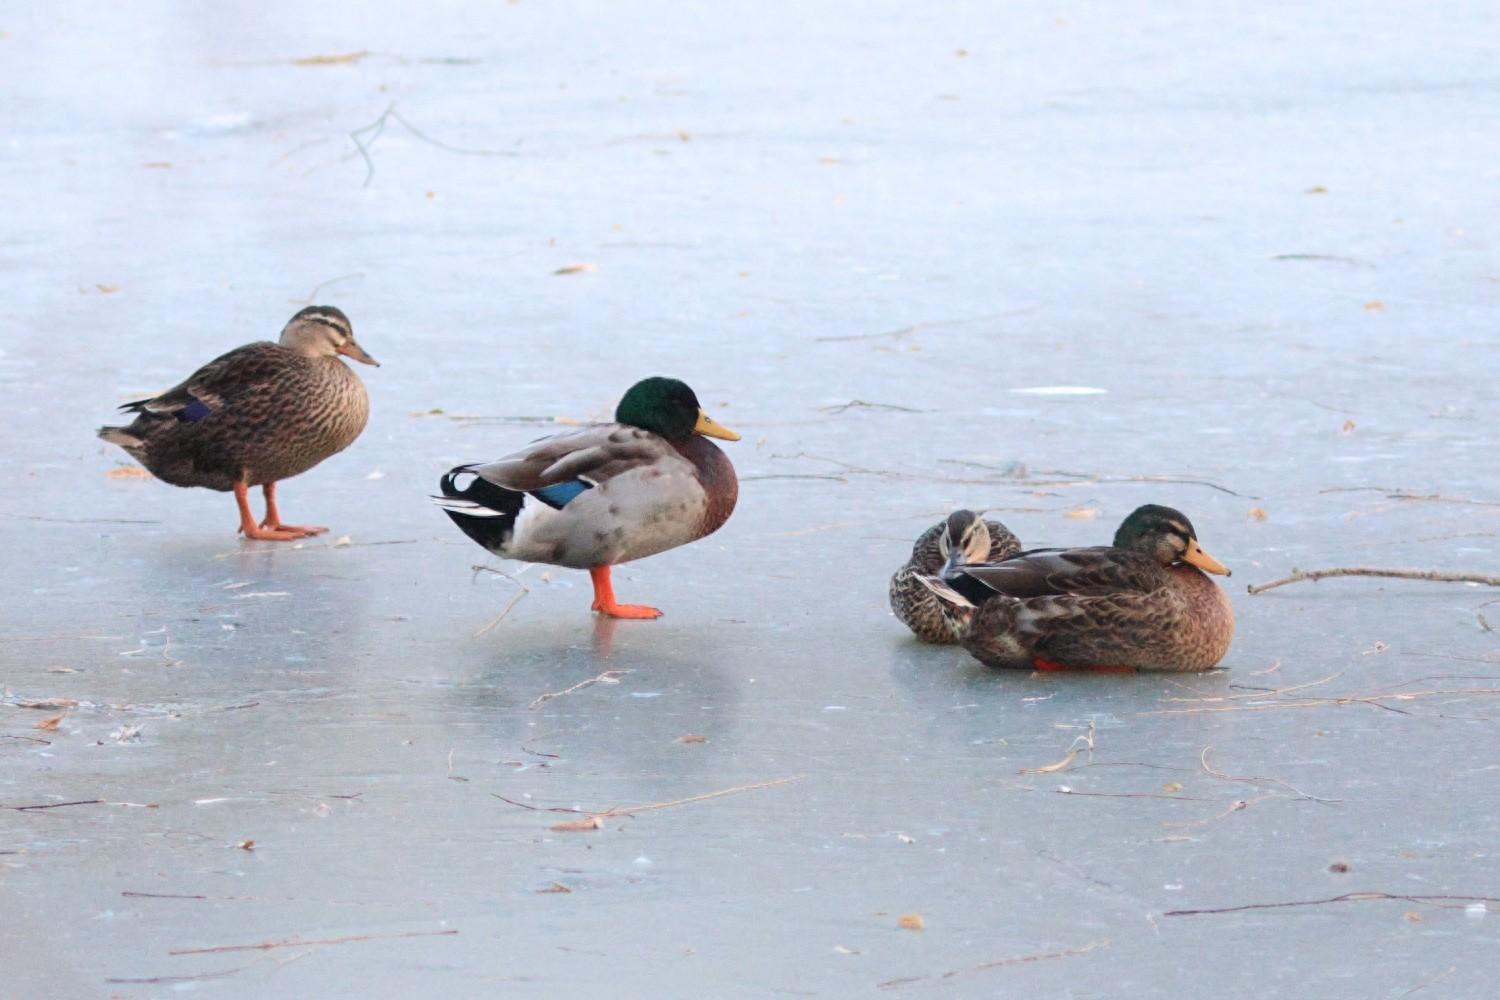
[[1165, 892, 1500, 918], [528, 669, 626, 709], [1248, 567, 1500, 595], [169, 928, 457, 957]]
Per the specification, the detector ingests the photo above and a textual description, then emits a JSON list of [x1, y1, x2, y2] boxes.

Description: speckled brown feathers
[[99, 339, 370, 491], [891, 514, 1021, 643], [955, 553, 1234, 671], [931, 506, 1236, 671]]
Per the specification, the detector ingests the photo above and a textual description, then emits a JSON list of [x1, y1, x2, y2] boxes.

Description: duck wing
[[467, 424, 674, 493], [955, 546, 1162, 599], [122, 342, 286, 421]]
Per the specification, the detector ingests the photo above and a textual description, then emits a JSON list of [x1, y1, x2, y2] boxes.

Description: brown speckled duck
[[890, 510, 1021, 642], [921, 504, 1234, 672], [97, 305, 377, 540], [433, 377, 739, 620]]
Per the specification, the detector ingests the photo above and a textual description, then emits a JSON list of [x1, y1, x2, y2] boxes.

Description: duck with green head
[[921, 504, 1234, 671], [435, 377, 739, 619]]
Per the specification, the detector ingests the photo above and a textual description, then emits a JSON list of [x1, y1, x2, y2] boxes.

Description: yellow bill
[[337, 340, 380, 366], [1183, 539, 1230, 576], [694, 409, 740, 441]]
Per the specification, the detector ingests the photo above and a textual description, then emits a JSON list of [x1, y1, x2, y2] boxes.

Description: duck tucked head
[[1113, 504, 1230, 576], [280, 306, 379, 366], [615, 377, 739, 442], [937, 509, 992, 575]]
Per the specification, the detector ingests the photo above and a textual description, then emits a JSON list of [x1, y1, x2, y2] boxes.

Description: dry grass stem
[[1019, 721, 1096, 774], [528, 669, 627, 709], [1198, 746, 1339, 803], [1249, 567, 1500, 595], [170, 928, 458, 956], [878, 940, 1109, 989], [1165, 892, 1500, 918]]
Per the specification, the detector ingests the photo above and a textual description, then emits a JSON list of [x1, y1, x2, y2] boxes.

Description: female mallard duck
[[97, 305, 377, 541], [890, 510, 1021, 642], [434, 377, 739, 619], [922, 504, 1234, 671]]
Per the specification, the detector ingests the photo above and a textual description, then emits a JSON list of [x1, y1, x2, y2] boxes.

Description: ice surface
[[3, 2, 1499, 996]]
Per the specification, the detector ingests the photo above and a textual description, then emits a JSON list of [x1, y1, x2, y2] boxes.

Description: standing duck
[[97, 305, 377, 540], [922, 504, 1234, 671], [434, 377, 739, 619], [890, 510, 1021, 642]]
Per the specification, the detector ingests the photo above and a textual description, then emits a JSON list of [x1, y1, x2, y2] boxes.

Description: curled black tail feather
[[437, 465, 525, 553]]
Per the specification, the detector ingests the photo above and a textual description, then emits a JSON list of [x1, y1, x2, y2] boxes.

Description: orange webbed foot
[[1031, 657, 1135, 674], [592, 601, 664, 620], [587, 566, 663, 620], [259, 519, 328, 538], [239, 523, 313, 542]]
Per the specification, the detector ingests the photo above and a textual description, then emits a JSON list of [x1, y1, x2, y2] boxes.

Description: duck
[[890, 510, 1021, 642], [920, 504, 1234, 671], [97, 305, 377, 541], [434, 376, 739, 619]]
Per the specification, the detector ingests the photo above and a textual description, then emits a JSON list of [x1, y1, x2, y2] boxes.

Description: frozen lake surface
[[4, 2, 1499, 996]]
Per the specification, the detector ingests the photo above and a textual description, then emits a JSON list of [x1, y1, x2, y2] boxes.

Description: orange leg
[[1033, 657, 1136, 674], [258, 482, 327, 537], [588, 566, 663, 619], [235, 482, 310, 541]]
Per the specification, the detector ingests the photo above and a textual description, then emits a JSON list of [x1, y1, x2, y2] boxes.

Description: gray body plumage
[[436, 423, 738, 569]]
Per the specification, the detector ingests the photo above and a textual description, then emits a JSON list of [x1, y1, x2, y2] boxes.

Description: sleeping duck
[[890, 510, 1022, 642], [922, 504, 1234, 671], [434, 377, 739, 619]]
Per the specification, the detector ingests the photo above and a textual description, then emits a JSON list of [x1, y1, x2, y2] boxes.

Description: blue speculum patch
[[531, 480, 593, 509], [177, 399, 213, 422]]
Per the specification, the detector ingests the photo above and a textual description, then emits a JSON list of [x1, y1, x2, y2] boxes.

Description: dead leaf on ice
[[105, 466, 151, 479], [550, 815, 603, 832], [35, 714, 64, 731], [897, 913, 925, 931], [537, 882, 572, 894], [1064, 508, 1100, 520], [554, 263, 598, 276], [1248, 507, 1268, 521], [235, 840, 256, 851], [674, 734, 708, 744]]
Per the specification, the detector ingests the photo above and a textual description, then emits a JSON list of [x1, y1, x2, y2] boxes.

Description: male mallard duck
[[921, 504, 1234, 671], [97, 305, 377, 540], [890, 510, 1021, 642], [434, 376, 739, 619]]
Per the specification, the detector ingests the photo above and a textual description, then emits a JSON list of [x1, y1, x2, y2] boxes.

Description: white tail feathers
[[916, 574, 975, 608], [97, 427, 143, 447], [429, 495, 505, 516]]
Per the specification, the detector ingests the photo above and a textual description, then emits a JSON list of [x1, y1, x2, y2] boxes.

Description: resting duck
[[97, 306, 377, 540], [922, 504, 1234, 672], [890, 510, 1021, 642], [434, 377, 739, 619]]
